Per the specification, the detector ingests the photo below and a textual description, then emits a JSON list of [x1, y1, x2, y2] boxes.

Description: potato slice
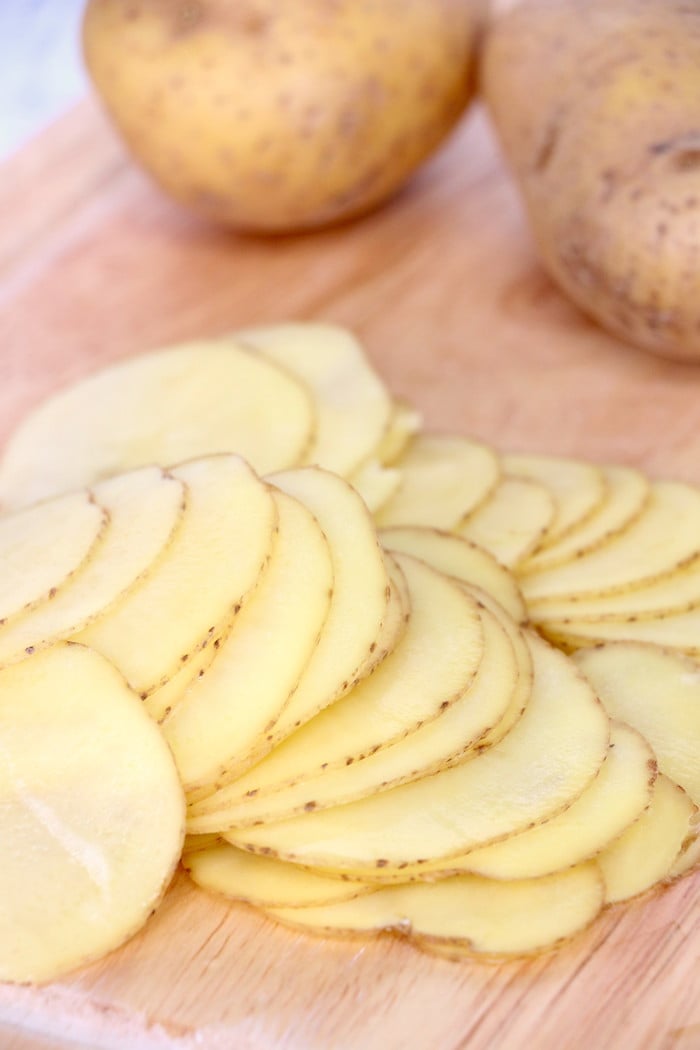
[[521, 465, 650, 574], [185, 843, 372, 909], [375, 434, 500, 530], [543, 606, 700, 658], [380, 525, 526, 623], [458, 476, 555, 568], [0, 467, 186, 666], [162, 488, 333, 793], [0, 643, 184, 984], [0, 341, 315, 508], [574, 643, 700, 803], [523, 482, 700, 605], [226, 634, 609, 873], [0, 491, 107, 626], [237, 322, 392, 477], [76, 455, 275, 696], [348, 460, 402, 514], [373, 400, 422, 466], [503, 453, 606, 544], [268, 864, 604, 959], [189, 587, 515, 836], [143, 615, 233, 725], [258, 468, 391, 743], [598, 775, 697, 904]]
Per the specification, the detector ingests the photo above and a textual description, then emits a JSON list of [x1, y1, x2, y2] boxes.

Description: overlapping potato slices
[[458, 476, 555, 568]]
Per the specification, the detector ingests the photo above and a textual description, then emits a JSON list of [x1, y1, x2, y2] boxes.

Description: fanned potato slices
[[163, 488, 333, 793], [380, 525, 526, 623], [375, 434, 500, 530], [260, 468, 391, 742], [503, 453, 606, 544], [226, 634, 609, 872], [0, 491, 107, 626], [521, 465, 650, 574], [543, 606, 700, 657], [237, 322, 392, 477], [268, 865, 604, 959], [0, 342, 315, 508], [348, 460, 402, 514], [523, 482, 700, 605], [76, 456, 275, 696], [144, 635, 221, 725], [598, 776, 697, 904], [0, 467, 186, 666], [185, 843, 372, 909], [458, 476, 555, 568], [0, 644, 184, 984], [574, 643, 700, 802]]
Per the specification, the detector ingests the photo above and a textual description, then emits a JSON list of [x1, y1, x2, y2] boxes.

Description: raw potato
[[0, 643, 184, 984], [83, 0, 481, 233], [268, 864, 605, 959], [482, 0, 700, 363], [372, 401, 423, 466], [144, 633, 222, 725], [0, 467, 186, 666], [543, 605, 700, 658], [225, 634, 609, 872], [503, 453, 606, 544], [77, 456, 275, 695], [348, 460, 402, 515], [458, 476, 555, 568], [237, 323, 393, 477], [0, 341, 315, 507], [0, 491, 106, 625], [376, 434, 500, 530]]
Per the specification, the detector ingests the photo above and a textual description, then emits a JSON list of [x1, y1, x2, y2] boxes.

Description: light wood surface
[[2, 97, 700, 1050]]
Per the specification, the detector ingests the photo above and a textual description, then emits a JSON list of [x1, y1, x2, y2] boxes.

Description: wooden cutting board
[[2, 98, 700, 1050]]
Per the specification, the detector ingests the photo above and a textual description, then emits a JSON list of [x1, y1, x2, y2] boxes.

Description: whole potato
[[83, 0, 482, 233], [482, 0, 700, 364]]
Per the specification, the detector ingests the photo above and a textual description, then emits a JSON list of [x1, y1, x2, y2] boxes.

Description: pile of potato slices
[[1, 322, 699, 983]]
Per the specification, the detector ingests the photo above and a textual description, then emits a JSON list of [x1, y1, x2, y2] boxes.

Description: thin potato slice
[[598, 775, 697, 904], [348, 460, 402, 513], [259, 468, 391, 743], [268, 864, 604, 959], [375, 434, 500, 530], [523, 482, 700, 605], [163, 489, 333, 793], [185, 843, 372, 909], [143, 633, 222, 724], [380, 525, 526, 623], [0, 643, 184, 984], [0, 492, 107, 626], [574, 643, 700, 803], [0, 467, 186, 666], [458, 476, 555, 568], [237, 322, 392, 477], [521, 465, 650, 574], [503, 453, 606, 544], [543, 606, 700, 658], [77, 456, 275, 695], [188, 598, 513, 835], [226, 634, 609, 873], [373, 401, 422, 466], [0, 341, 315, 508]]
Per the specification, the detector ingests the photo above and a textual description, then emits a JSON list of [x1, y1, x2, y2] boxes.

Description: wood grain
[[1, 97, 700, 1050]]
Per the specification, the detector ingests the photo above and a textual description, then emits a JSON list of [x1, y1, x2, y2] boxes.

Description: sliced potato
[[458, 476, 555, 568], [598, 775, 697, 904], [574, 643, 700, 803], [187, 596, 513, 835], [0, 341, 315, 508], [143, 631, 223, 724], [237, 322, 392, 477], [521, 465, 650, 574], [503, 453, 606, 544], [268, 864, 604, 959], [0, 467, 186, 666], [380, 525, 526, 623], [348, 460, 402, 514], [185, 843, 372, 909], [523, 482, 700, 605], [0, 643, 184, 984], [373, 400, 422, 466], [0, 491, 107, 626], [375, 434, 500, 530], [77, 455, 275, 695], [226, 634, 609, 873], [543, 606, 700, 658], [163, 488, 333, 793]]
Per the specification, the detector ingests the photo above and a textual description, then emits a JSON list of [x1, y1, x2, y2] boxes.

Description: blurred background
[[1, 0, 86, 158]]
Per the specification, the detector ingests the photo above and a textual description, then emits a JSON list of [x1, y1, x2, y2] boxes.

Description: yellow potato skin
[[83, 0, 481, 233], [482, 0, 700, 363]]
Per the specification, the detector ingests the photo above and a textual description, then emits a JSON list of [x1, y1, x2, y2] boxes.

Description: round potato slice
[[543, 605, 700, 658], [0, 643, 184, 984], [503, 453, 606, 545], [0, 340, 315, 508], [458, 476, 555, 568]]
